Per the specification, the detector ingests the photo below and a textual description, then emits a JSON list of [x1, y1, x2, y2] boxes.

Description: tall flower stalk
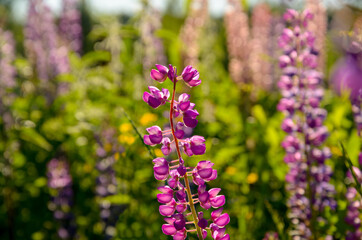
[[180, 0, 208, 66], [305, 0, 327, 72], [95, 128, 124, 239], [250, 3, 272, 90], [143, 64, 230, 240], [47, 158, 77, 239], [59, 0, 82, 53], [277, 9, 336, 239], [25, 0, 70, 82], [345, 153, 362, 240], [224, 0, 250, 85]]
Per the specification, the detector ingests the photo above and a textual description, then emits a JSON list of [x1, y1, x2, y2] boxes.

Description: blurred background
[[0, 0, 361, 239]]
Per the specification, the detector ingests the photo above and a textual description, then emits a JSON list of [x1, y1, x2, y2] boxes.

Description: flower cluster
[[224, 0, 250, 85], [180, 0, 208, 66], [143, 64, 229, 240], [95, 128, 125, 239], [277, 9, 336, 239], [139, 6, 166, 82], [345, 154, 362, 240], [25, 0, 70, 82], [0, 28, 16, 90], [0, 28, 16, 129], [47, 158, 77, 239], [305, 0, 327, 71], [263, 232, 279, 240], [59, 0, 82, 53], [249, 3, 272, 90]]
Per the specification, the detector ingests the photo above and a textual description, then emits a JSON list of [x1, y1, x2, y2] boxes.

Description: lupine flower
[[25, 0, 70, 82], [0, 28, 16, 90], [150, 64, 169, 82], [47, 158, 77, 239], [277, 9, 336, 239], [224, 0, 250, 85], [345, 162, 362, 240], [59, 0, 82, 53], [181, 65, 202, 87], [139, 5, 167, 83], [0, 28, 16, 129], [249, 3, 272, 90], [263, 232, 279, 240], [95, 128, 124, 240], [143, 86, 170, 108], [180, 0, 208, 66], [306, 0, 327, 71], [143, 64, 229, 239]]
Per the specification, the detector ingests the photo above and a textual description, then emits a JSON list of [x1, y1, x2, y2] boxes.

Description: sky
[[10, 0, 362, 22]]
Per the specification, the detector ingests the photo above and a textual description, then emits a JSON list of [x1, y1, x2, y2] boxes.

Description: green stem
[[169, 78, 203, 240]]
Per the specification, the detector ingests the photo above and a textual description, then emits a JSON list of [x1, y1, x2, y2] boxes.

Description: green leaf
[[20, 128, 52, 151], [82, 51, 111, 67]]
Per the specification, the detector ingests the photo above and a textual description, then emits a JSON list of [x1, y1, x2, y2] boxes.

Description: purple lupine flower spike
[[144, 64, 229, 239], [59, 0, 82, 53], [47, 158, 77, 239], [278, 9, 336, 239]]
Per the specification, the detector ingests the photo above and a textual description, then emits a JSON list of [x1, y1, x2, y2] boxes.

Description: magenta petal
[[157, 193, 173, 204], [162, 224, 177, 235], [198, 168, 213, 179], [184, 117, 198, 128], [147, 125, 161, 134], [197, 160, 214, 169], [156, 64, 168, 74], [159, 205, 175, 216], [158, 185, 173, 194], [200, 201, 211, 210], [211, 208, 223, 220], [174, 129, 184, 139], [143, 135, 153, 145], [211, 195, 225, 208], [179, 101, 191, 111], [148, 96, 161, 108], [184, 109, 199, 118], [154, 165, 169, 175], [143, 91, 150, 103], [178, 93, 190, 102], [153, 157, 166, 165], [149, 135, 162, 144], [215, 213, 230, 227], [187, 79, 201, 87], [154, 173, 168, 181], [150, 69, 166, 82], [191, 143, 205, 155], [214, 227, 226, 239], [208, 188, 221, 198], [202, 229, 208, 239], [176, 203, 187, 213], [220, 234, 230, 240], [205, 170, 217, 181], [199, 191, 210, 203], [173, 230, 187, 240]]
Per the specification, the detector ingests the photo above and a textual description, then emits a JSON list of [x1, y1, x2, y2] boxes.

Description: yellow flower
[[225, 166, 237, 175], [118, 134, 135, 145], [155, 149, 163, 157], [247, 172, 258, 184], [114, 152, 120, 160], [140, 113, 157, 126], [119, 123, 132, 133]]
